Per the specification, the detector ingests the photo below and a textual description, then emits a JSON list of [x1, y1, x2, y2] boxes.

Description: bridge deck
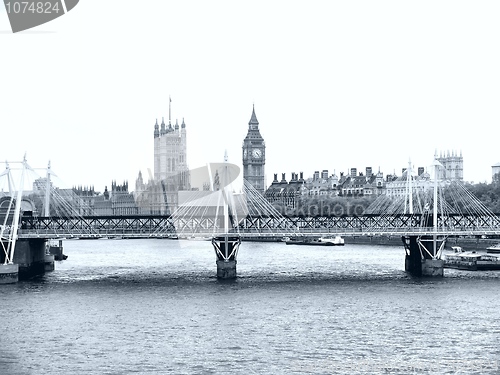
[[7, 214, 500, 240], [14, 227, 500, 239]]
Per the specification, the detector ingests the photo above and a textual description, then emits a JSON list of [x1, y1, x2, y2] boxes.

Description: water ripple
[[2, 240, 500, 374]]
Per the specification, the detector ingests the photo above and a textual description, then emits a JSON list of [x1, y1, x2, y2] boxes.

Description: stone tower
[[436, 150, 463, 181], [242, 105, 266, 194], [154, 117, 189, 188], [151, 99, 190, 213]]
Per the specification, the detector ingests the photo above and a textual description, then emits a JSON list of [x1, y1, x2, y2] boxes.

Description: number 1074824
[[5, 1, 61, 14]]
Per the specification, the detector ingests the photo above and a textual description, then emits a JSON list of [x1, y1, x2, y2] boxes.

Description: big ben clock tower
[[242, 105, 266, 194]]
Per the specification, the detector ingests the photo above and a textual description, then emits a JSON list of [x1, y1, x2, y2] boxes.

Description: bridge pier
[[1, 239, 52, 281], [216, 260, 237, 279], [403, 236, 444, 277], [212, 235, 240, 279], [44, 254, 55, 272], [16, 239, 49, 279], [0, 264, 19, 284]]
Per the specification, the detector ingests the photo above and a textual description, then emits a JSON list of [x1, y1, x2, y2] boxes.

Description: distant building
[[340, 170, 385, 197], [265, 172, 306, 209], [72, 186, 97, 215], [265, 149, 464, 205], [264, 158, 466, 211], [309, 170, 336, 196], [492, 163, 500, 184], [154, 116, 190, 190], [265, 167, 387, 210], [93, 188, 112, 215], [134, 100, 191, 214], [33, 177, 53, 193], [134, 171, 172, 215], [436, 150, 463, 181], [385, 170, 432, 198], [94, 181, 138, 216]]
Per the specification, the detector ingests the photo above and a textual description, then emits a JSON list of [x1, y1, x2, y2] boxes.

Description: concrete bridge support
[[216, 260, 237, 279], [15, 239, 51, 279], [44, 254, 55, 272], [0, 264, 19, 284], [1, 239, 53, 282], [403, 236, 444, 277], [212, 235, 240, 279]]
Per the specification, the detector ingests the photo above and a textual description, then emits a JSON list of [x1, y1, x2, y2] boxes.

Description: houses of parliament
[[131, 103, 266, 214]]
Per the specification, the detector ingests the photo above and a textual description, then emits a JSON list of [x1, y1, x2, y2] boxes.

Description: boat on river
[[46, 240, 68, 261], [444, 248, 500, 270], [318, 236, 345, 246], [486, 243, 500, 254], [285, 236, 344, 246]]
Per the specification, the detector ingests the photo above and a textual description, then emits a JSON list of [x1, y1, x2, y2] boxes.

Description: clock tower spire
[[242, 104, 266, 194]]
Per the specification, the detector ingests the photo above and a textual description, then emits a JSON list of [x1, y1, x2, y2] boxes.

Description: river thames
[[1, 238, 500, 374]]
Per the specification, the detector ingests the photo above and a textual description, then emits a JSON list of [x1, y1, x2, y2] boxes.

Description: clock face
[[252, 149, 262, 158], [243, 149, 247, 158]]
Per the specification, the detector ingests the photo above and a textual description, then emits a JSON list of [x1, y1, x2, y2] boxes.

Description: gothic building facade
[[242, 106, 266, 194], [134, 101, 191, 214], [493, 163, 500, 184], [436, 150, 463, 181], [153, 117, 189, 188], [93, 181, 139, 216]]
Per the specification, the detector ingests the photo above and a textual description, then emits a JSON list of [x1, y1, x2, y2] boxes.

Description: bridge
[[2, 157, 500, 282], [10, 213, 500, 239]]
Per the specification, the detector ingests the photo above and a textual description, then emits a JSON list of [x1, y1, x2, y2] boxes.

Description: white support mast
[[223, 150, 229, 257], [405, 159, 413, 215], [408, 160, 413, 215], [44, 161, 51, 217], [432, 159, 442, 257], [223, 150, 229, 233], [5, 161, 13, 193], [7, 156, 28, 264], [211, 151, 241, 278], [1, 163, 14, 264]]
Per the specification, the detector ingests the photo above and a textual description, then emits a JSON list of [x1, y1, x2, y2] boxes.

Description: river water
[[1, 239, 500, 374]]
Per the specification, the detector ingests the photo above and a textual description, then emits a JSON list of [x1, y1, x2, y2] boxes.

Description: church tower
[[242, 105, 266, 194], [436, 150, 463, 181]]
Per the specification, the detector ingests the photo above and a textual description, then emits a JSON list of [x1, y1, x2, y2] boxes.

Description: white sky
[[1, 1, 499, 192]]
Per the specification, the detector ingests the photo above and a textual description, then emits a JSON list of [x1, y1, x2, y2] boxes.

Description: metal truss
[[16, 213, 500, 239], [18, 215, 177, 238]]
